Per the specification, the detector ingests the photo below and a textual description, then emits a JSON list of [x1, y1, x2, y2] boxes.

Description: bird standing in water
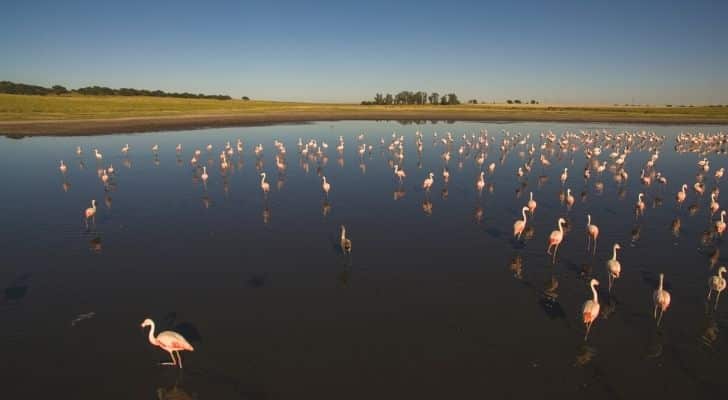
[[582, 279, 600, 340], [340, 225, 352, 254], [546, 218, 566, 263], [708, 266, 727, 310], [141, 318, 194, 368], [586, 214, 599, 255], [653, 273, 671, 326], [84, 199, 97, 227], [607, 243, 622, 291], [513, 206, 529, 240]]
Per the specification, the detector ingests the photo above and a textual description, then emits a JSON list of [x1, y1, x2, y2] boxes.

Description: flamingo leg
[[584, 321, 592, 341], [608, 274, 613, 292], [656, 309, 664, 327], [593, 238, 597, 256], [176, 351, 183, 368], [653, 304, 658, 319], [161, 351, 177, 366], [715, 291, 722, 310], [707, 288, 712, 300]]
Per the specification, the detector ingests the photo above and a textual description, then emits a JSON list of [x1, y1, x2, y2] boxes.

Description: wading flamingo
[[607, 243, 622, 291], [260, 172, 270, 194], [653, 273, 671, 326], [141, 318, 194, 368], [636, 193, 645, 215], [676, 184, 687, 204], [394, 165, 406, 183], [582, 279, 600, 340], [708, 266, 727, 310], [513, 206, 529, 240], [716, 211, 726, 236], [527, 192, 537, 214], [84, 199, 96, 226], [546, 218, 566, 263], [423, 172, 434, 192], [476, 171, 485, 194], [200, 166, 208, 183], [711, 193, 720, 215], [59, 160, 67, 174], [322, 176, 330, 195], [586, 214, 599, 255], [340, 225, 352, 254]]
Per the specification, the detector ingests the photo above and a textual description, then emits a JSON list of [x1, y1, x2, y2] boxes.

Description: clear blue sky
[[1, 0, 727, 104]]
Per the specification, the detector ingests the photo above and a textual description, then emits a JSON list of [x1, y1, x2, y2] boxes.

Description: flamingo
[[676, 184, 687, 204], [322, 176, 330, 195], [710, 193, 720, 215], [636, 192, 645, 215], [152, 144, 159, 153], [260, 172, 270, 194], [122, 144, 130, 154], [200, 166, 208, 183], [527, 192, 537, 214], [716, 168, 724, 180], [565, 188, 575, 209], [513, 206, 529, 240], [606, 243, 622, 291], [84, 199, 96, 226], [340, 225, 352, 254], [582, 279, 600, 340], [59, 160, 67, 174], [546, 218, 566, 263], [476, 171, 485, 194], [716, 210, 726, 236], [586, 214, 599, 255], [708, 266, 727, 310], [423, 172, 434, 192], [76, 146, 83, 156], [394, 165, 406, 183], [442, 168, 450, 183], [176, 144, 182, 153], [653, 273, 671, 326], [107, 164, 114, 175], [141, 318, 194, 368], [560, 167, 568, 184], [94, 148, 103, 161]]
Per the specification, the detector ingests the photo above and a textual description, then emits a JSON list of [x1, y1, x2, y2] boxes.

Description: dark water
[[1, 121, 728, 399]]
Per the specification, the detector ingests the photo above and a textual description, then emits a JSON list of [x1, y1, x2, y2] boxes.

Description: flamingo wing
[[156, 331, 194, 351]]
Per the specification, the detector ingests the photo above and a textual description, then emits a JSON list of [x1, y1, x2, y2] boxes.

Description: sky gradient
[[2, 0, 727, 104]]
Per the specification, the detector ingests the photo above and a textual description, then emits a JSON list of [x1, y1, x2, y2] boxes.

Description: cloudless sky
[[1, 0, 727, 104]]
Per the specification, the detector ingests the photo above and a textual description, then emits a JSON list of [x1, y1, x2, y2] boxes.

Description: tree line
[[0, 81, 233, 100], [362, 91, 461, 105]]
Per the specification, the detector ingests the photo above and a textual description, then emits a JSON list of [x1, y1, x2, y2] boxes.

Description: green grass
[[1, 93, 727, 123]]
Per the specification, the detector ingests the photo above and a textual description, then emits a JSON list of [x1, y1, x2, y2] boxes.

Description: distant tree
[[468, 99, 478, 104], [440, 96, 448, 105], [242, 96, 250, 101], [514, 99, 522, 104], [385, 93, 393, 105], [530, 99, 537, 104], [51, 85, 68, 95], [446, 93, 460, 105], [374, 93, 384, 105], [429, 92, 439, 105], [506, 100, 513, 104]]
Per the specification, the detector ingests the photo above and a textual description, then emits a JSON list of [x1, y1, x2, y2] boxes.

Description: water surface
[[1, 121, 727, 399]]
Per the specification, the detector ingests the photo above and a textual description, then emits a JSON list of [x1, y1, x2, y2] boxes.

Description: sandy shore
[[2, 109, 727, 136]]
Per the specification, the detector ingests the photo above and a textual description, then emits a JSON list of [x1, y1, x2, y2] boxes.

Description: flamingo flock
[[54, 126, 728, 366]]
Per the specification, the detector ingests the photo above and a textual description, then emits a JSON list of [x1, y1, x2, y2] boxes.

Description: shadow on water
[[3, 273, 31, 302], [162, 313, 203, 344]]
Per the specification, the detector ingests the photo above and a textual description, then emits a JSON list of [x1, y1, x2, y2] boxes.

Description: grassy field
[[1, 93, 727, 135]]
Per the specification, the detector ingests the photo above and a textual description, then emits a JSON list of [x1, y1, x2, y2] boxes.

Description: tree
[[446, 93, 460, 105], [530, 99, 537, 104], [374, 93, 384, 105], [242, 96, 250, 101], [506, 100, 513, 104], [514, 99, 522, 104], [468, 99, 477, 104], [429, 92, 439, 105], [51, 85, 68, 95]]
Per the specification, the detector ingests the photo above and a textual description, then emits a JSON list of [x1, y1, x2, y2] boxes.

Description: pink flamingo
[[636, 193, 645, 215], [422, 172, 434, 192], [513, 206, 529, 240], [59, 160, 67, 174], [84, 199, 96, 226], [711, 193, 720, 215], [565, 188, 574, 209], [322, 176, 330, 195], [260, 172, 270, 194], [582, 279, 600, 340], [527, 192, 537, 214], [141, 318, 194, 368], [716, 210, 726, 236], [708, 266, 727, 310], [394, 165, 406, 183], [476, 171, 485, 194], [546, 218, 566, 263], [606, 243, 622, 291], [586, 214, 599, 255], [676, 184, 687, 204], [653, 273, 671, 326], [201, 166, 208, 183]]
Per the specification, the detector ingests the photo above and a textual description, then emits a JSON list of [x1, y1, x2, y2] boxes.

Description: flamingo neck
[[146, 321, 157, 345], [261, 174, 266, 184], [522, 208, 527, 222], [587, 215, 591, 226], [658, 274, 664, 290], [591, 283, 598, 302], [529, 192, 533, 201], [341, 228, 346, 240], [612, 246, 618, 261], [722, 213, 725, 224], [558, 220, 564, 233]]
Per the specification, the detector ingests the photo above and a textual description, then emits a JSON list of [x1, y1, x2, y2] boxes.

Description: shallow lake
[[1, 120, 727, 399]]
